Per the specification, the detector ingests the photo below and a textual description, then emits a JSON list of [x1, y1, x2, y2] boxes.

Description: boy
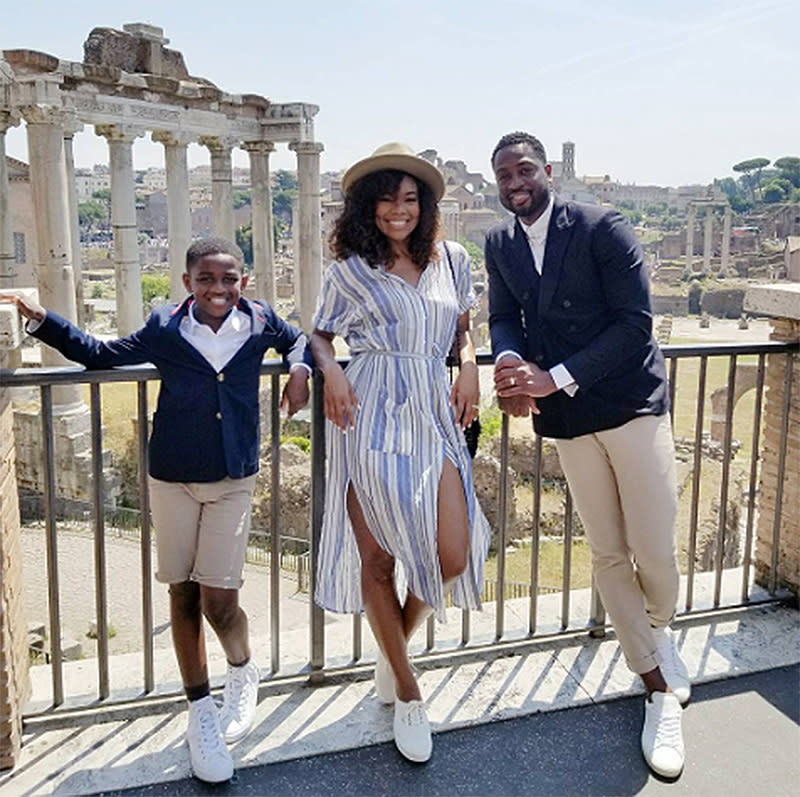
[[2, 238, 311, 783]]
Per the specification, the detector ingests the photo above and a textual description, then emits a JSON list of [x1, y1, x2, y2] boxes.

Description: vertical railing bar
[[528, 432, 543, 635], [495, 413, 510, 640], [769, 354, 793, 595], [352, 612, 362, 662], [270, 373, 281, 674], [561, 487, 573, 630], [137, 381, 154, 693], [668, 355, 678, 429], [426, 614, 435, 651], [686, 356, 707, 611], [89, 383, 109, 699], [741, 354, 765, 602], [589, 573, 606, 638], [713, 355, 737, 607], [309, 371, 326, 677], [40, 385, 63, 706], [461, 608, 470, 646]]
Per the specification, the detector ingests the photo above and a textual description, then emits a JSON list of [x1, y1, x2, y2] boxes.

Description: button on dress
[[312, 241, 491, 619]]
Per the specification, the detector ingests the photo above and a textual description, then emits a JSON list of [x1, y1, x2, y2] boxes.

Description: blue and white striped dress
[[312, 241, 491, 620]]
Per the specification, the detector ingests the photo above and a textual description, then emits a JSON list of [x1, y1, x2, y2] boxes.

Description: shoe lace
[[223, 666, 256, 714], [194, 704, 225, 756], [403, 702, 427, 727], [654, 708, 682, 749]]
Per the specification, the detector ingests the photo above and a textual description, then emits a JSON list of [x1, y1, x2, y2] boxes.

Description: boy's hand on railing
[[281, 369, 310, 418], [0, 291, 46, 322]]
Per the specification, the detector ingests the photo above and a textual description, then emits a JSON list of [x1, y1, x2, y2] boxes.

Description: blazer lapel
[[539, 198, 574, 315]]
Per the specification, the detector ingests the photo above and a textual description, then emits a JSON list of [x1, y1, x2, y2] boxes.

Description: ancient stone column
[[685, 203, 695, 274], [290, 141, 324, 330], [97, 124, 145, 335], [153, 131, 192, 301], [720, 204, 732, 278], [23, 106, 82, 406], [703, 208, 713, 275], [243, 141, 275, 304], [200, 136, 236, 241], [0, 112, 19, 289], [63, 120, 86, 327]]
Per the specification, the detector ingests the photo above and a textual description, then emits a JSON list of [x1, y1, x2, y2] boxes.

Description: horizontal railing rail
[[1, 339, 796, 716]]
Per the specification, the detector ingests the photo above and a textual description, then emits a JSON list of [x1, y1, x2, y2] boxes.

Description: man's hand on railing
[[0, 291, 46, 323]]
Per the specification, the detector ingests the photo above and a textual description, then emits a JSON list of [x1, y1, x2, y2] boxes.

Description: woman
[[310, 142, 490, 762]]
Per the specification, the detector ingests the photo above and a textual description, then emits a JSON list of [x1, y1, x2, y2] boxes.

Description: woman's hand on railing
[[321, 362, 358, 431]]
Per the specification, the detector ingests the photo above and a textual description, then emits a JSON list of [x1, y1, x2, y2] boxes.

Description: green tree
[[274, 170, 297, 192], [732, 158, 770, 201], [236, 224, 253, 266], [774, 156, 800, 188], [141, 273, 170, 307], [459, 239, 484, 269], [761, 177, 793, 203], [78, 199, 106, 230], [233, 189, 252, 209], [273, 189, 296, 224]]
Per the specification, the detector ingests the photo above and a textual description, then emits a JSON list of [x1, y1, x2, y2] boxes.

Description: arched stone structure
[[709, 362, 760, 442]]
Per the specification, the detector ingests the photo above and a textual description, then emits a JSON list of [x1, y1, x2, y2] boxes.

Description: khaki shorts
[[148, 475, 257, 589]]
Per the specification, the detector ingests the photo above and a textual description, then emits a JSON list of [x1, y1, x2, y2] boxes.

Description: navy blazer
[[485, 197, 668, 439], [32, 296, 312, 482]]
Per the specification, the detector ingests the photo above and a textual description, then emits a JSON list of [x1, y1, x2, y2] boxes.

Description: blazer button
[[535, 353, 544, 363], [569, 324, 577, 332], [217, 373, 225, 382], [522, 291, 530, 301], [216, 412, 222, 420], [562, 299, 572, 308]]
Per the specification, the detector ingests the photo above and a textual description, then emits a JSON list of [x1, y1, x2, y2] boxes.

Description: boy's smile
[[183, 253, 248, 332]]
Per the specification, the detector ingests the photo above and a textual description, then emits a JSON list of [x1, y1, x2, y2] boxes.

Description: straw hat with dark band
[[341, 142, 445, 201]]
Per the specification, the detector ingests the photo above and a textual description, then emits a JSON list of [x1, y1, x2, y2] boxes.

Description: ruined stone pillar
[[243, 141, 275, 304], [97, 124, 144, 335], [153, 131, 192, 301], [685, 203, 695, 274], [744, 284, 800, 596], [200, 136, 236, 242], [720, 204, 732, 278], [63, 121, 86, 328], [290, 141, 323, 330], [0, 111, 19, 289], [703, 209, 713, 275], [0, 308, 29, 771], [23, 107, 81, 406]]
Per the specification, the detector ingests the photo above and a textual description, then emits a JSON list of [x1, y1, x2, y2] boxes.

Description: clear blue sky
[[3, 0, 797, 187]]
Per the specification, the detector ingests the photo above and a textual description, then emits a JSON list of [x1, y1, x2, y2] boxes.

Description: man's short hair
[[185, 237, 244, 270], [491, 132, 548, 167]]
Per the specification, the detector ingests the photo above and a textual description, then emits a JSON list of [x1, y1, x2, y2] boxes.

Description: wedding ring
[[510, 378, 515, 386], [472, 404, 480, 408]]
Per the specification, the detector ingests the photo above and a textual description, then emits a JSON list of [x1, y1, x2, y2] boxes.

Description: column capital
[[289, 140, 324, 156], [242, 140, 276, 155], [198, 135, 239, 154], [19, 104, 70, 128], [95, 123, 145, 143], [0, 109, 21, 133], [152, 130, 194, 148]]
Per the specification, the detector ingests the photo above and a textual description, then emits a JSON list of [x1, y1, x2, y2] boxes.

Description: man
[[485, 131, 690, 778]]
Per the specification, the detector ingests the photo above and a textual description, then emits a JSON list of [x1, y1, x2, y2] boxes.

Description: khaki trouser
[[554, 413, 679, 674]]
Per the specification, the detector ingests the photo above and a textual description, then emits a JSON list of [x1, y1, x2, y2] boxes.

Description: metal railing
[[1, 340, 795, 715]]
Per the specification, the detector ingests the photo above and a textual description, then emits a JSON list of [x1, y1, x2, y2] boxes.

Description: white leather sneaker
[[186, 695, 234, 783], [653, 627, 691, 705], [219, 660, 260, 743], [374, 648, 395, 705], [394, 699, 432, 762], [641, 691, 685, 778]]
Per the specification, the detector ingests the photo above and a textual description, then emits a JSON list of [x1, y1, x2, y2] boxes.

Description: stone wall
[[0, 310, 29, 770], [754, 316, 800, 593]]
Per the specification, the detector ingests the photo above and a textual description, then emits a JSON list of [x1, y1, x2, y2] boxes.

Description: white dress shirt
[[496, 195, 578, 396]]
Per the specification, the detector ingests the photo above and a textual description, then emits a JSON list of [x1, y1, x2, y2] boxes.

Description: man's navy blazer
[[32, 296, 312, 482], [485, 197, 668, 439]]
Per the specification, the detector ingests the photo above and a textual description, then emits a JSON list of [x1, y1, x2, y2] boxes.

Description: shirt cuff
[[495, 349, 522, 363], [289, 362, 312, 375], [550, 363, 578, 396], [26, 316, 45, 333]]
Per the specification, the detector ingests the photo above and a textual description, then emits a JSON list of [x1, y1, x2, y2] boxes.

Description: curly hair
[[185, 237, 244, 271], [491, 131, 548, 168], [331, 170, 440, 269]]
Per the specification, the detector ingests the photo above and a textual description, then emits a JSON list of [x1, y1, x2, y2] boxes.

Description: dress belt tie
[[351, 349, 446, 363]]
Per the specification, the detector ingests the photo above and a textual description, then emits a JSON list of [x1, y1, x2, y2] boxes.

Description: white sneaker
[[186, 695, 234, 783], [641, 692, 685, 778], [653, 627, 691, 705], [219, 660, 260, 743], [394, 699, 432, 762], [374, 648, 395, 705]]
